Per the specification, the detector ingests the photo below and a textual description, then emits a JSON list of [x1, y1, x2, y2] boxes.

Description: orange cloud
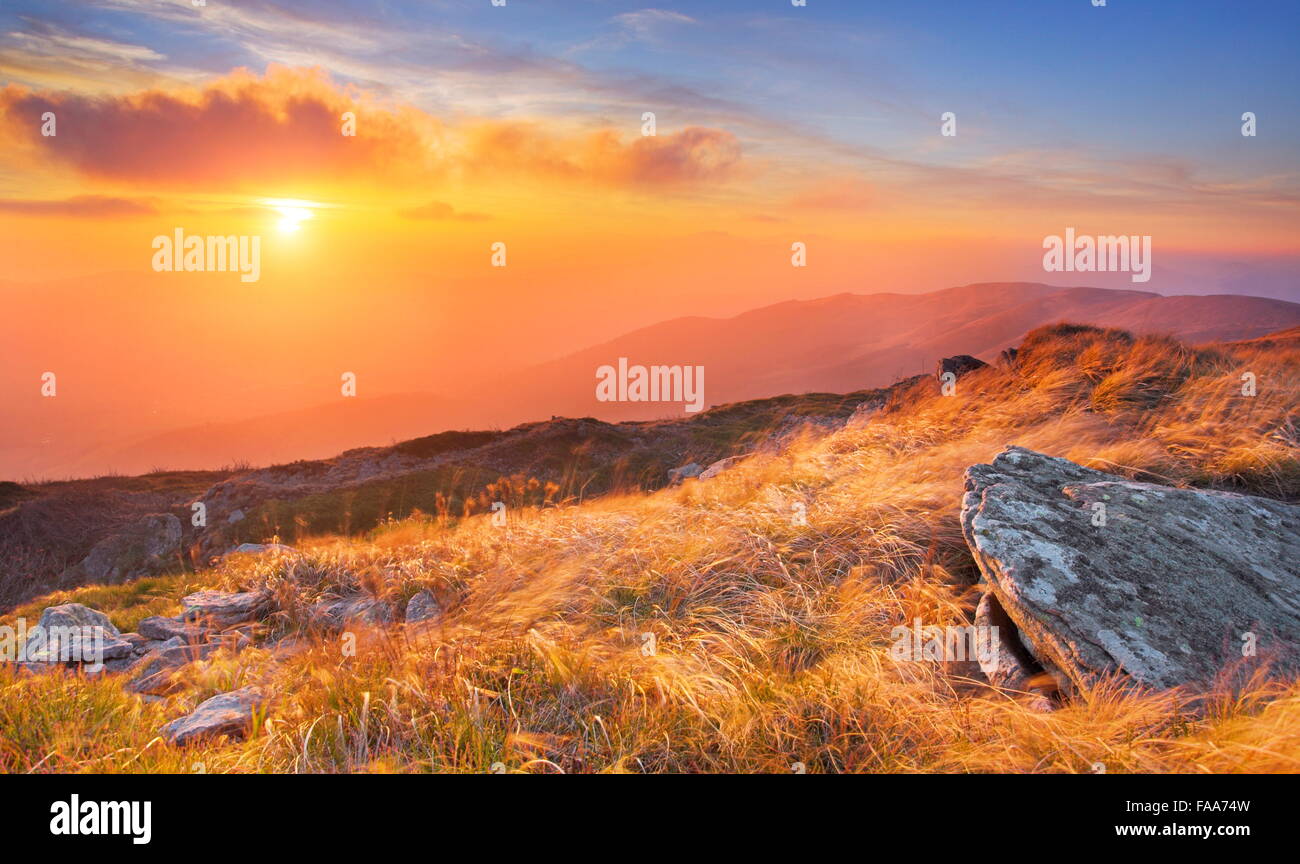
[[0, 66, 743, 197], [0, 66, 429, 191], [0, 194, 158, 217], [462, 123, 741, 187]]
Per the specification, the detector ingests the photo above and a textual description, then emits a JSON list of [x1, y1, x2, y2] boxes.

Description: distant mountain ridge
[[7, 282, 1298, 477], [473, 283, 1300, 423]]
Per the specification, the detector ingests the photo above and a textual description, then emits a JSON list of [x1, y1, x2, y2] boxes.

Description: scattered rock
[[181, 589, 275, 629], [312, 595, 393, 629], [961, 446, 1300, 694], [161, 686, 265, 746], [404, 590, 441, 624], [75, 513, 182, 584], [667, 463, 703, 484], [699, 455, 745, 480], [226, 542, 300, 558], [974, 592, 1055, 710], [35, 603, 133, 661], [936, 355, 988, 381], [126, 637, 220, 696], [119, 632, 150, 653], [137, 615, 208, 643]]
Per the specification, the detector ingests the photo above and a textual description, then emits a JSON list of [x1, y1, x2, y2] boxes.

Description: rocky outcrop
[[225, 542, 301, 558], [181, 589, 275, 629], [700, 456, 745, 480], [667, 463, 703, 484], [162, 686, 265, 746], [310, 594, 393, 630], [962, 446, 1300, 695], [32, 603, 133, 662], [936, 355, 988, 381], [72, 513, 182, 584], [137, 615, 209, 643], [404, 590, 441, 624]]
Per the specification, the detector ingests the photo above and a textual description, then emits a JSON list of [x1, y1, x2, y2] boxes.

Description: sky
[[0, 0, 1297, 476]]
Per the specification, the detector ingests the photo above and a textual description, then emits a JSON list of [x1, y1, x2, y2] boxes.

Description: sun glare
[[264, 198, 319, 234]]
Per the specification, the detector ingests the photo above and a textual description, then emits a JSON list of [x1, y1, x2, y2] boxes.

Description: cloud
[[0, 194, 158, 217], [0, 66, 431, 191], [0, 66, 743, 195], [463, 123, 741, 187]]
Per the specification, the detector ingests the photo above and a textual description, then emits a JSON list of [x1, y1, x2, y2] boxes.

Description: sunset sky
[[1, 0, 1298, 477]]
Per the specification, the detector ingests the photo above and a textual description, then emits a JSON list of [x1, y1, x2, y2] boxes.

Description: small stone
[[162, 686, 265, 746], [405, 590, 441, 624]]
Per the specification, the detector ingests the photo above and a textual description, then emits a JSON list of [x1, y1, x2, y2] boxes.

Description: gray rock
[[226, 542, 299, 558], [137, 615, 208, 643], [404, 590, 441, 624], [311, 595, 393, 629], [35, 603, 133, 661], [77, 513, 182, 583], [161, 686, 265, 746], [126, 637, 220, 696], [974, 593, 1055, 711], [936, 355, 988, 381], [699, 455, 746, 480], [961, 446, 1300, 694], [181, 589, 275, 628], [227, 509, 246, 524], [667, 463, 703, 484]]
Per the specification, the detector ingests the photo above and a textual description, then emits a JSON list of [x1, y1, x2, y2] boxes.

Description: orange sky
[[2, 5, 1298, 478]]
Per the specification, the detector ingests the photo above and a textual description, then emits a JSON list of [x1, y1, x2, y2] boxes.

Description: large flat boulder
[[181, 589, 275, 629], [961, 446, 1300, 693]]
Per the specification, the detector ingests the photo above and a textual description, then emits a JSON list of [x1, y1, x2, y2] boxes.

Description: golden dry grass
[[2, 324, 1297, 773]]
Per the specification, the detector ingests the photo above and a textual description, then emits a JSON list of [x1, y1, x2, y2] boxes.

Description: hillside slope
[[2, 323, 1297, 773]]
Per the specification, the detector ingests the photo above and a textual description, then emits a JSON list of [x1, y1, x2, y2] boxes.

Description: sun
[[263, 198, 319, 234], [275, 205, 313, 233]]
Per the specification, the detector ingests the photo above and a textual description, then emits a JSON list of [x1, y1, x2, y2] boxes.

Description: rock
[[311, 595, 393, 629], [974, 593, 1055, 711], [76, 513, 182, 583], [997, 347, 1019, 368], [119, 632, 149, 653], [846, 398, 885, 428], [227, 509, 246, 524], [161, 686, 265, 746], [226, 542, 299, 558], [181, 589, 275, 628], [35, 603, 133, 661], [137, 615, 208, 643], [700, 456, 745, 481], [936, 355, 988, 382], [667, 463, 703, 484], [961, 446, 1300, 694], [404, 590, 441, 624], [126, 637, 221, 696], [38, 602, 118, 635]]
